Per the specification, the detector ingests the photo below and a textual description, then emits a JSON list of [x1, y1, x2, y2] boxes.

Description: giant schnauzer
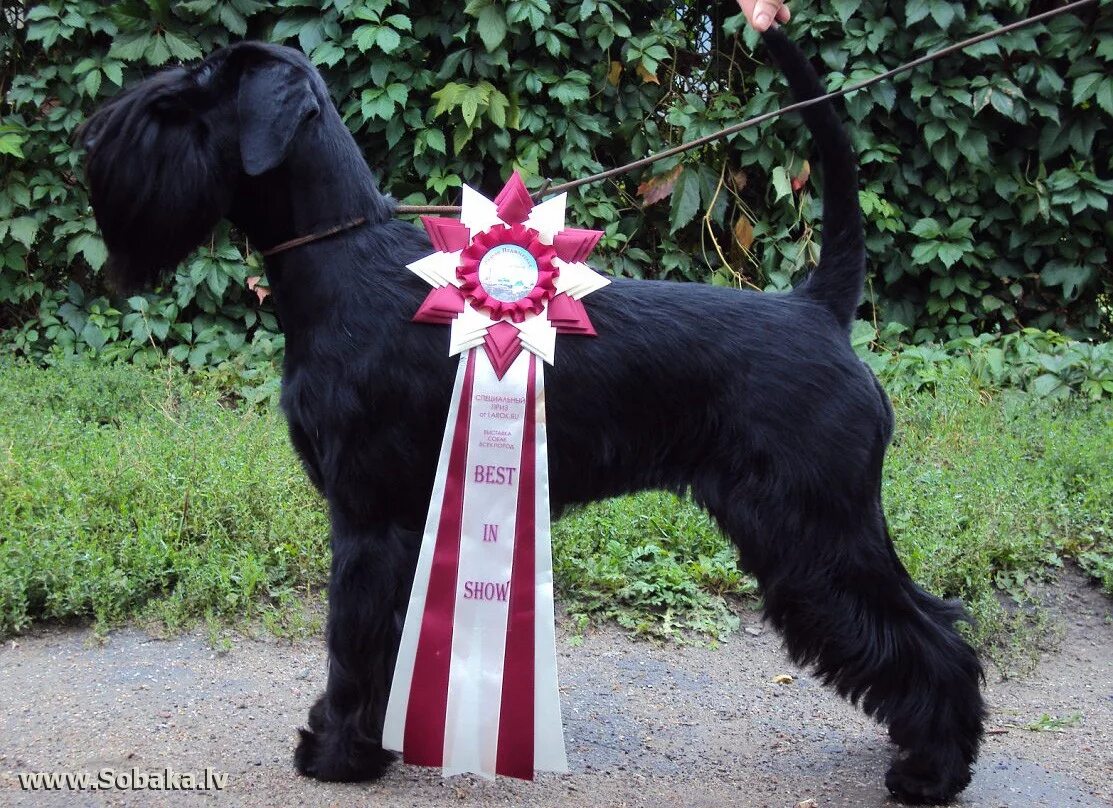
[[80, 27, 985, 805]]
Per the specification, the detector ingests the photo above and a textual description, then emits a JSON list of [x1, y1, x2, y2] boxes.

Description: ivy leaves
[[473, 4, 508, 52], [464, 0, 563, 52], [432, 82, 512, 128], [904, 0, 965, 30], [107, 2, 205, 65], [360, 84, 409, 121], [1073, 71, 1113, 115], [429, 80, 516, 154], [669, 169, 702, 233], [351, 8, 411, 55], [24, 3, 115, 50], [910, 217, 975, 270], [1, 0, 1110, 375]]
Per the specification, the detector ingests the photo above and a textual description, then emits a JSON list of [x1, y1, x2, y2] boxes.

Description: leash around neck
[[261, 216, 368, 257]]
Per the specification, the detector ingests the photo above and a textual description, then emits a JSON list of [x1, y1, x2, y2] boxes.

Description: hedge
[[1, 0, 1110, 376]]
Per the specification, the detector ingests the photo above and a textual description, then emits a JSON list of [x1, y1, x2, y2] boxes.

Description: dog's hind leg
[[703, 481, 985, 805], [294, 516, 417, 782]]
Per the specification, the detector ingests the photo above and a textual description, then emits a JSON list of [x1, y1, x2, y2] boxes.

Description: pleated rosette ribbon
[[383, 173, 609, 780]]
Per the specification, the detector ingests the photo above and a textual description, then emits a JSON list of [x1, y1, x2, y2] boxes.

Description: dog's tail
[[762, 28, 866, 331]]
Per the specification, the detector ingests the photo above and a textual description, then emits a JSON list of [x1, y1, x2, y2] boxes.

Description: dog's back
[[77, 28, 984, 803], [762, 29, 867, 331]]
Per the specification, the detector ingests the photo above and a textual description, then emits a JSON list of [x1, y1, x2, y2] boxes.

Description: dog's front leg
[[294, 514, 418, 782]]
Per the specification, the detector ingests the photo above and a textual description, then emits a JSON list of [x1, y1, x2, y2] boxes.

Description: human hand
[[734, 0, 791, 32]]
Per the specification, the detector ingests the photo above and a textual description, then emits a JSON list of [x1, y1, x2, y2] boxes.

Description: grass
[[0, 362, 329, 637], [553, 492, 755, 643], [0, 360, 1110, 656], [882, 385, 1112, 652], [1022, 712, 1084, 732], [555, 380, 1112, 655]]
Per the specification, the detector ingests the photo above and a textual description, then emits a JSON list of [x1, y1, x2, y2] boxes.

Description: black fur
[[81, 28, 985, 805]]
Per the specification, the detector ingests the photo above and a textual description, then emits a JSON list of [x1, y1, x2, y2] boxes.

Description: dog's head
[[80, 42, 326, 290]]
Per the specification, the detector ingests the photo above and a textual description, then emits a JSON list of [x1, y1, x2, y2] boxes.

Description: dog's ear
[[237, 60, 319, 176]]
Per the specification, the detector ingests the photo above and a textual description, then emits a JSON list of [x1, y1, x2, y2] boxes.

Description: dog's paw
[[885, 751, 972, 806], [294, 727, 395, 783]]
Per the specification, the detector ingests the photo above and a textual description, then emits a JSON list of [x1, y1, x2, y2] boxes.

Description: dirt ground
[[1, 575, 1110, 808]]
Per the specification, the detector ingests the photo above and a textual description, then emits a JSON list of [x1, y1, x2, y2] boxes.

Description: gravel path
[[1, 577, 1110, 807]]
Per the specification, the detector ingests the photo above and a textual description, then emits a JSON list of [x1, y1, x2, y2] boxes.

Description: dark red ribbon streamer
[[496, 353, 538, 779], [404, 350, 477, 766]]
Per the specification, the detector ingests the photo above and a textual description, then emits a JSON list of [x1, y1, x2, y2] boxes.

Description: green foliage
[[0, 359, 1109, 645], [2, 0, 1111, 645], [2, 0, 1111, 379], [1023, 712, 1083, 732], [853, 322, 1113, 400], [552, 491, 753, 642], [882, 377, 1113, 653], [0, 360, 329, 635]]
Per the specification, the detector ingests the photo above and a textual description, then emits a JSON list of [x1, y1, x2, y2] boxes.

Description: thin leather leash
[[261, 216, 368, 257], [397, 0, 1100, 216], [261, 0, 1099, 253]]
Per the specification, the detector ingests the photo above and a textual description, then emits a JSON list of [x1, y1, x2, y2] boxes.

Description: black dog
[[80, 28, 985, 805]]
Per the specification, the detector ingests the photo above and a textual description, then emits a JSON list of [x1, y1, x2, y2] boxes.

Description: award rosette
[[382, 173, 609, 780]]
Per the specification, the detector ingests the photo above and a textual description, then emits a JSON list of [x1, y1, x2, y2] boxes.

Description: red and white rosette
[[383, 173, 609, 779]]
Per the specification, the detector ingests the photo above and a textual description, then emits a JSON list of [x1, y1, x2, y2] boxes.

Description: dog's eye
[[149, 94, 196, 120]]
